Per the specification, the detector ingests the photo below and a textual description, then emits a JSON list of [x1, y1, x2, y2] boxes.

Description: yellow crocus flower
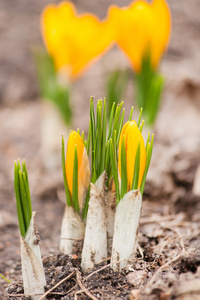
[[118, 121, 146, 190], [65, 131, 90, 213], [41, 1, 113, 79], [108, 0, 171, 72]]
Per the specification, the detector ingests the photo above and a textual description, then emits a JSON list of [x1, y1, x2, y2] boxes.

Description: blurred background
[[0, 0, 200, 295]]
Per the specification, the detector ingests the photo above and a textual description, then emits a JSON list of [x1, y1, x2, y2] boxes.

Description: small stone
[[129, 289, 140, 300], [127, 270, 148, 288]]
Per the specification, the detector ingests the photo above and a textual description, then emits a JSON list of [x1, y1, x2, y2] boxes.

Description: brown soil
[[1, 0, 200, 299]]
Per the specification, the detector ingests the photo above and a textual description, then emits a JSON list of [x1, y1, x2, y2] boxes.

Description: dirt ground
[[1, 0, 200, 299]]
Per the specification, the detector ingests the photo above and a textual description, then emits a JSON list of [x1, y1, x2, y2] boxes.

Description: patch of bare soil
[[2, 148, 200, 300]]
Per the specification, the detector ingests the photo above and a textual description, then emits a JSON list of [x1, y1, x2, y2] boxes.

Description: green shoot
[[140, 134, 154, 195], [131, 143, 141, 190], [34, 49, 72, 126], [128, 106, 134, 121], [110, 138, 120, 204], [106, 69, 129, 118], [120, 137, 127, 198], [89, 98, 124, 184], [14, 160, 32, 238], [0, 274, 11, 283], [61, 135, 71, 206], [135, 52, 164, 126]]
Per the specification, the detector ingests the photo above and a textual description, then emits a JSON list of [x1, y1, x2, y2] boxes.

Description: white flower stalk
[[81, 172, 107, 271], [20, 212, 46, 300], [111, 190, 142, 272], [60, 205, 85, 255]]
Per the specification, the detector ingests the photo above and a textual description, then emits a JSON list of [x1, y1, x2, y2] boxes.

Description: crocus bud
[[65, 131, 90, 214], [118, 120, 146, 190]]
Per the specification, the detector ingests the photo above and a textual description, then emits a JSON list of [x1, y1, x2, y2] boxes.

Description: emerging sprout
[[14, 160, 46, 299]]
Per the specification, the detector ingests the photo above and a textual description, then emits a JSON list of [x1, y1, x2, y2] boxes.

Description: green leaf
[[86, 120, 91, 156], [110, 138, 120, 203], [19, 170, 29, 232], [132, 143, 141, 190], [134, 51, 164, 126], [106, 69, 129, 118], [120, 137, 127, 198], [82, 186, 90, 220], [108, 102, 116, 140], [14, 160, 33, 237], [140, 134, 154, 195], [0, 274, 11, 283], [128, 106, 134, 121], [14, 161, 26, 237], [113, 102, 123, 135], [34, 49, 72, 126], [22, 172, 32, 225], [105, 140, 111, 181], [61, 135, 71, 206], [116, 108, 125, 146], [72, 145, 79, 213], [101, 98, 107, 175], [139, 120, 144, 133], [90, 97, 96, 181], [137, 107, 143, 127]]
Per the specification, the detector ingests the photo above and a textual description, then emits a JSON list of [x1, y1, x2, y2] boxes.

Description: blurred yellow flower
[[41, 1, 113, 79], [118, 121, 146, 190], [108, 0, 171, 72], [65, 131, 90, 212]]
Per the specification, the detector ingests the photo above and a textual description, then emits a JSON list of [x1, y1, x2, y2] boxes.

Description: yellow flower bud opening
[[65, 131, 90, 212], [41, 1, 113, 80], [118, 121, 146, 190], [108, 0, 171, 72]]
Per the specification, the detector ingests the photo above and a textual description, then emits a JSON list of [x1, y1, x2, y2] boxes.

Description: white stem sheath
[[81, 172, 107, 271], [20, 212, 46, 300], [60, 205, 85, 255], [111, 190, 142, 272]]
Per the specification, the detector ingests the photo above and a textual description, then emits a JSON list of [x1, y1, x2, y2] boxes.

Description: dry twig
[[85, 263, 111, 281], [39, 270, 76, 300], [76, 269, 98, 300]]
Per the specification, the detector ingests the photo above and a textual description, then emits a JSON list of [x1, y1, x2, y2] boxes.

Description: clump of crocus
[[60, 131, 90, 255], [81, 98, 125, 270], [60, 99, 153, 272], [14, 160, 46, 300], [108, 0, 171, 125], [110, 113, 154, 271]]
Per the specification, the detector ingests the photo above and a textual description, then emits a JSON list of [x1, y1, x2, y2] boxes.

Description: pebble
[[127, 270, 148, 287]]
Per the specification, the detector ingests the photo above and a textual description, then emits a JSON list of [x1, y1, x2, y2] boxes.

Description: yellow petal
[[118, 121, 146, 190], [41, 1, 113, 79], [65, 131, 84, 195], [65, 131, 90, 212], [151, 0, 171, 69], [108, 0, 171, 71]]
